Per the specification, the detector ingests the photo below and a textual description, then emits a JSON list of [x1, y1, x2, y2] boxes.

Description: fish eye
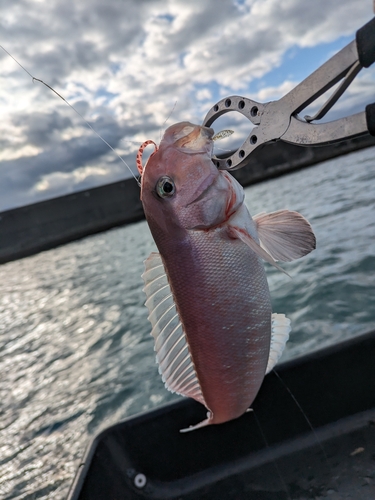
[[156, 176, 175, 198]]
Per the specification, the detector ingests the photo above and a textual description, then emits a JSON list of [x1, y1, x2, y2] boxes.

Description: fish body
[[139, 122, 315, 431]]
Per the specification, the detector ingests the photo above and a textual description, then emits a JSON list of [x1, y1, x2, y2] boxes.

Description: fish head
[[140, 122, 244, 234], [159, 121, 214, 155]]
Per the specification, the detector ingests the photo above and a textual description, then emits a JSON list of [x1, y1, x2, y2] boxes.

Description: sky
[[0, 0, 374, 211]]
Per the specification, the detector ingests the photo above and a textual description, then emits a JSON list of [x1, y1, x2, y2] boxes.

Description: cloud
[[0, 0, 374, 210]]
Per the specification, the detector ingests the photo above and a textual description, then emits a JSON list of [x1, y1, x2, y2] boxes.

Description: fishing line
[[214, 147, 235, 152], [272, 370, 329, 462], [0, 45, 141, 187], [272, 369, 339, 491], [160, 100, 178, 141], [252, 408, 291, 500]]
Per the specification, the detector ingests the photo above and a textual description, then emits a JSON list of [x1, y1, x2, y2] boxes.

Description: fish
[[137, 122, 316, 432]]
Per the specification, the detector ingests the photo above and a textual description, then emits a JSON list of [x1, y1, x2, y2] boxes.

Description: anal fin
[[266, 313, 291, 374]]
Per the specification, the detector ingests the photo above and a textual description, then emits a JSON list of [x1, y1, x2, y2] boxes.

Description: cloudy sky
[[1, 0, 374, 211]]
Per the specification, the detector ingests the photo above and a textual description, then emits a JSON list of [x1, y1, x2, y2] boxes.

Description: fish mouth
[[175, 125, 214, 151], [201, 126, 214, 140]]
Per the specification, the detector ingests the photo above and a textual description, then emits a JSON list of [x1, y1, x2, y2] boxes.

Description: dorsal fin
[[142, 253, 206, 406]]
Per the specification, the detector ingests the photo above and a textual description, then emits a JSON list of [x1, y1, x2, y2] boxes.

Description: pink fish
[[138, 122, 316, 432]]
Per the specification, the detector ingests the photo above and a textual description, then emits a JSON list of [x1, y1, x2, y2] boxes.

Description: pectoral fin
[[253, 210, 316, 262], [229, 226, 290, 276]]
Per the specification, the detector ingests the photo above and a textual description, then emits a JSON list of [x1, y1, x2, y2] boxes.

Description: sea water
[[0, 146, 374, 499]]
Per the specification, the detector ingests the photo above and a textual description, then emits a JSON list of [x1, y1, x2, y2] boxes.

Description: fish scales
[[160, 227, 272, 424], [139, 121, 316, 431]]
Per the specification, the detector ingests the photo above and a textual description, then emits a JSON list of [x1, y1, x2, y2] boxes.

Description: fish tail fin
[[180, 412, 213, 433]]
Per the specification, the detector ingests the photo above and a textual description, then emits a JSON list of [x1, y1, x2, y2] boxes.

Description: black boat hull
[[68, 330, 375, 499]]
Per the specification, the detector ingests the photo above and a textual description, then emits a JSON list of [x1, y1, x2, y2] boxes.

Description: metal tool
[[203, 17, 375, 171]]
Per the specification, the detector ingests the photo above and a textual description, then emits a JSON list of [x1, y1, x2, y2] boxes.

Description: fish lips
[[174, 126, 214, 154]]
